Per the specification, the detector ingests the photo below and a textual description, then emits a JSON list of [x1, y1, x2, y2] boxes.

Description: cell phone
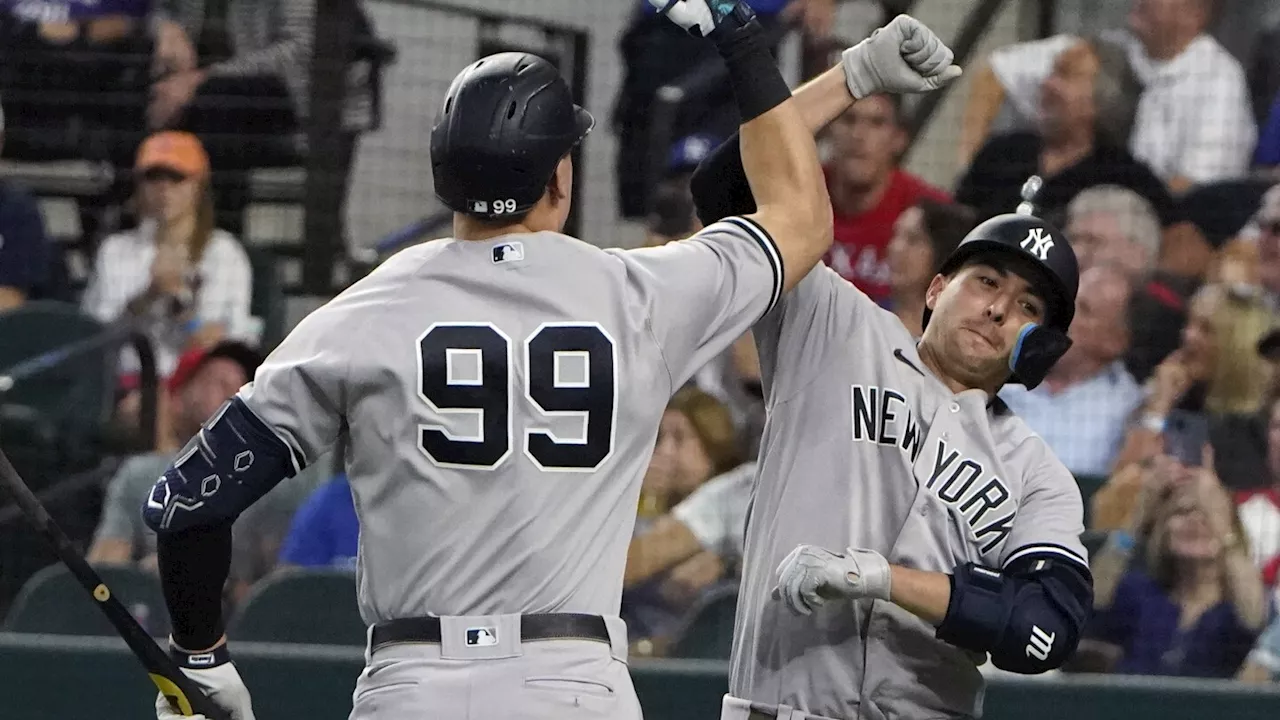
[[1163, 410, 1209, 467]]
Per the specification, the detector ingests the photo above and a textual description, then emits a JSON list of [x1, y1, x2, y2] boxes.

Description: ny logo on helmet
[[1020, 228, 1054, 261]]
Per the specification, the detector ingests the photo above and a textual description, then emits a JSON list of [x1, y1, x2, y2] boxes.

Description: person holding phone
[[1074, 444, 1269, 677]]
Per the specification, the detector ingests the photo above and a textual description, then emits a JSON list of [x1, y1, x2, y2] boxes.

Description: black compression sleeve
[[689, 131, 756, 227], [157, 522, 233, 649], [714, 18, 792, 123]]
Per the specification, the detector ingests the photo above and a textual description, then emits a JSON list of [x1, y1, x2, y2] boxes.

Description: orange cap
[[135, 131, 209, 178]]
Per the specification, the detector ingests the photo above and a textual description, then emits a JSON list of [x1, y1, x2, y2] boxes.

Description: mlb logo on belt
[[466, 626, 498, 647], [492, 242, 525, 264]]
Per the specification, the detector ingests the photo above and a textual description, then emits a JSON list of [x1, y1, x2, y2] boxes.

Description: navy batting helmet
[[430, 53, 594, 220], [923, 213, 1080, 389]]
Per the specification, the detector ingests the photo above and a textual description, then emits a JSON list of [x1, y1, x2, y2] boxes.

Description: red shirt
[[824, 168, 949, 303]]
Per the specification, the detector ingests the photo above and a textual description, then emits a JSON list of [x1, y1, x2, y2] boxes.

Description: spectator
[[1254, 185, 1280, 307], [0, 98, 53, 311], [87, 341, 263, 567], [1081, 460, 1269, 677], [960, 0, 1256, 193], [1123, 270, 1198, 384], [1238, 613, 1280, 682], [1258, 92, 1280, 174], [1002, 265, 1143, 477], [148, 0, 379, 237], [824, 94, 949, 304], [276, 471, 355, 571], [80, 131, 253, 379], [625, 386, 741, 650], [1235, 394, 1280, 587], [883, 198, 975, 337], [955, 38, 1178, 232], [1065, 186, 1162, 279]]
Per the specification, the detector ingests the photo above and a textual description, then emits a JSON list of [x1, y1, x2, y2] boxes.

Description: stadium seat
[[226, 569, 365, 645], [245, 248, 287, 351], [667, 584, 738, 660], [3, 563, 170, 638], [0, 301, 119, 478]]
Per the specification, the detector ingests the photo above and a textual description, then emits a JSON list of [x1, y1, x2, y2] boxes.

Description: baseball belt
[[369, 613, 610, 653]]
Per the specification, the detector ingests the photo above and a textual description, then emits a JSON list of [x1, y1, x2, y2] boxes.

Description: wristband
[[169, 640, 232, 669], [714, 14, 792, 122]]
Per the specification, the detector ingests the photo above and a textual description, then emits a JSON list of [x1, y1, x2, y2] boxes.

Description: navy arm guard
[[936, 554, 1093, 674], [143, 397, 301, 534]]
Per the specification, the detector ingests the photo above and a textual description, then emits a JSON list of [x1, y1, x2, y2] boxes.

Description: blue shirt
[[0, 181, 51, 295], [1, 0, 151, 21], [1088, 569, 1261, 678], [999, 361, 1143, 477], [640, 0, 791, 16], [1256, 92, 1280, 168], [278, 475, 359, 570]]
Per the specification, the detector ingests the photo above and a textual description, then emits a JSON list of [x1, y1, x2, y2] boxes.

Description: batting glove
[[772, 544, 892, 615], [841, 15, 963, 99], [649, 0, 753, 39], [156, 642, 255, 720]]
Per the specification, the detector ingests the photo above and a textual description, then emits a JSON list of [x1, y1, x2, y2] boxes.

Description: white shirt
[[988, 31, 1256, 185], [81, 221, 254, 376], [671, 461, 757, 560]]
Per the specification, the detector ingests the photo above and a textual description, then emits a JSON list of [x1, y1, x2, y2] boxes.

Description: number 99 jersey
[[236, 218, 782, 624]]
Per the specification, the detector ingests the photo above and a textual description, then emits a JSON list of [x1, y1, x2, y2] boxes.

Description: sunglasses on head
[[140, 167, 189, 184]]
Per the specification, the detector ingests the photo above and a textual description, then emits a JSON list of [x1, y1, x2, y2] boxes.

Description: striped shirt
[[162, 0, 374, 130]]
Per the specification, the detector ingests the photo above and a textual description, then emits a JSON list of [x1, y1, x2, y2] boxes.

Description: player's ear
[[547, 155, 572, 205], [925, 273, 948, 311]]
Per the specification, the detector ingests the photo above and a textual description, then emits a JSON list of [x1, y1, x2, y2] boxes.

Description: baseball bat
[[0, 447, 230, 720]]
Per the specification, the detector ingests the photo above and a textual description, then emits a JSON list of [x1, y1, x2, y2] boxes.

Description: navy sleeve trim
[[722, 215, 783, 315]]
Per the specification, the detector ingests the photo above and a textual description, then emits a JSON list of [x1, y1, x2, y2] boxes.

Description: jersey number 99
[[416, 322, 617, 472]]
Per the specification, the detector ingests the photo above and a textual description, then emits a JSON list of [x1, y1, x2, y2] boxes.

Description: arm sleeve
[[206, 0, 314, 81], [987, 35, 1079, 122], [612, 217, 783, 390], [1175, 64, 1257, 183], [236, 301, 351, 467], [0, 190, 50, 293]]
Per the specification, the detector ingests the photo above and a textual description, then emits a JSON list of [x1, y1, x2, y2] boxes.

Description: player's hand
[[649, 0, 752, 39], [840, 15, 962, 99], [771, 544, 891, 615], [157, 642, 255, 720]]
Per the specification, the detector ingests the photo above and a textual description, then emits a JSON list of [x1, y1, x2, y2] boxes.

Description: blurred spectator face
[[654, 408, 713, 498], [135, 131, 209, 225], [1165, 501, 1222, 561], [1065, 186, 1161, 278], [1268, 398, 1280, 481], [1179, 290, 1219, 384], [176, 357, 247, 437], [1038, 43, 1099, 140], [886, 207, 935, 295], [828, 95, 906, 192], [1063, 266, 1132, 366], [140, 167, 202, 224], [1257, 194, 1280, 297], [1127, 0, 1206, 52]]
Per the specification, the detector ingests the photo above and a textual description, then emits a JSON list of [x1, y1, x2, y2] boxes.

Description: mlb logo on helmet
[[492, 241, 525, 264], [466, 626, 498, 647]]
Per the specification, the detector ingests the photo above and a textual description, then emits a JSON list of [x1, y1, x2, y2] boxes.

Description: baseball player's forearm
[[887, 565, 951, 625], [156, 523, 233, 650], [792, 63, 856, 135]]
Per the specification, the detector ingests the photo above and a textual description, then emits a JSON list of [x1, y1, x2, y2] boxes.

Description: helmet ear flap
[[1009, 324, 1072, 390]]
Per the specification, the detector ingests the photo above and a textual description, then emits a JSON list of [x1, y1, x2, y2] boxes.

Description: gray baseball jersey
[[731, 266, 1087, 720], [237, 218, 782, 625]]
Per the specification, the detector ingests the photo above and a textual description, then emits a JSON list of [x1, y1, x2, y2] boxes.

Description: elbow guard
[[143, 397, 301, 534], [937, 555, 1093, 674]]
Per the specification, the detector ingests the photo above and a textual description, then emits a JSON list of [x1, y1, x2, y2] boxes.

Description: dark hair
[[917, 199, 978, 273], [194, 341, 264, 384]]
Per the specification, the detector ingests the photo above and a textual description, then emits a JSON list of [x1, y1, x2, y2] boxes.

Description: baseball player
[[690, 58, 1093, 720], [134, 2, 961, 719]]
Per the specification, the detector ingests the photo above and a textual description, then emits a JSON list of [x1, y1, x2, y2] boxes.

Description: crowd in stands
[[5, 0, 1280, 693]]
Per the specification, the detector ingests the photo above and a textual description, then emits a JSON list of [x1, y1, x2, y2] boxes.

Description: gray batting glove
[[772, 545, 892, 615], [841, 14, 963, 99]]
